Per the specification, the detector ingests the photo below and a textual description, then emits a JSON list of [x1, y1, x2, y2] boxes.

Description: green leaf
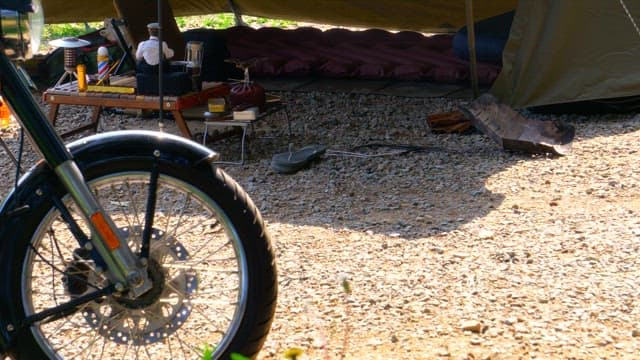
[[230, 353, 250, 360], [201, 343, 214, 360]]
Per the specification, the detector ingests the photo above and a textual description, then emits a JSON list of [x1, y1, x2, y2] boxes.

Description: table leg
[[59, 105, 103, 138], [172, 110, 193, 139], [283, 106, 292, 141], [239, 125, 248, 165], [47, 103, 60, 126], [90, 106, 103, 133]]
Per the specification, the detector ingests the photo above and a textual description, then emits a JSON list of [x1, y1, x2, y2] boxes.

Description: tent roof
[[41, 0, 517, 32]]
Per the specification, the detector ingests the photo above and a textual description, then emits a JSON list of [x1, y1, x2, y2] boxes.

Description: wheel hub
[[115, 258, 165, 309], [79, 227, 198, 345]]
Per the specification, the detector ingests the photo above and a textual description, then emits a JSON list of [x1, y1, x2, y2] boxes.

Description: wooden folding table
[[43, 76, 229, 139]]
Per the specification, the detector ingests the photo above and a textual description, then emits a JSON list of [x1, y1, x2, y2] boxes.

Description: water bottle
[[77, 64, 87, 91]]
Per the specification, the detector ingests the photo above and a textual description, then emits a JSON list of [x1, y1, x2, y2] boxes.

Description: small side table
[[202, 95, 290, 164]]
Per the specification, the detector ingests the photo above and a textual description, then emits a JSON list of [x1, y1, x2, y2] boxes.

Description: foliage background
[[42, 14, 297, 49]]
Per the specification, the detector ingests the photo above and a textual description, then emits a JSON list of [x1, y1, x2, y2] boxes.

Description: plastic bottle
[[76, 64, 87, 91]]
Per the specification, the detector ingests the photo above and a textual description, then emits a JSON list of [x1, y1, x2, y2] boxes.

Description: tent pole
[[465, 0, 479, 98], [157, 0, 165, 129], [228, 0, 248, 26]]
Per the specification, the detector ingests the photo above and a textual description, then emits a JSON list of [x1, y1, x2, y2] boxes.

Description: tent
[[40, 1, 517, 31], [38, 0, 640, 109], [491, 0, 640, 109]]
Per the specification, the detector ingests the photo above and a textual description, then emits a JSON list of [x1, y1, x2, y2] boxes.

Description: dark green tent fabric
[[490, 0, 640, 108], [37, 0, 640, 108], [41, 0, 517, 32]]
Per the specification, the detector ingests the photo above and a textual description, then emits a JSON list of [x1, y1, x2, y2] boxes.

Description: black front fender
[[67, 130, 219, 169], [0, 130, 218, 354]]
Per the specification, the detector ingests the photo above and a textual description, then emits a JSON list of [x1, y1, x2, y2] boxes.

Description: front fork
[[55, 160, 153, 297], [0, 53, 151, 297]]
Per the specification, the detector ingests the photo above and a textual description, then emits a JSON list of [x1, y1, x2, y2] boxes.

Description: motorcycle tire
[[2, 155, 277, 360]]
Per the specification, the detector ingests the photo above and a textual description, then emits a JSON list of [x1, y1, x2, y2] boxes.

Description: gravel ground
[[2, 89, 640, 359]]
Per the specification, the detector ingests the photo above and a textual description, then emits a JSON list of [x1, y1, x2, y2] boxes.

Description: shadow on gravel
[[211, 92, 517, 239], [25, 88, 640, 239], [524, 110, 640, 142], [249, 143, 513, 240], [0, 87, 636, 241], [212, 91, 640, 239]]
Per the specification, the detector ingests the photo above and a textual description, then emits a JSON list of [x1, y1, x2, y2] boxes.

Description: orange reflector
[[90, 212, 121, 250]]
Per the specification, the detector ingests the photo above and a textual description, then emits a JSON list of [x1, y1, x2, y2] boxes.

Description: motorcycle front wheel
[[5, 159, 277, 359]]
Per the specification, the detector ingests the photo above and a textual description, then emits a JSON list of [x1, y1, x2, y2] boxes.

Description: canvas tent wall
[[38, 0, 640, 109], [491, 0, 640, 109]]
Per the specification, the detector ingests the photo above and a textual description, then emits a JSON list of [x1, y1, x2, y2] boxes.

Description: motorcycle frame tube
[[0, 53, 68, 165], [0, 53, 148, 291]]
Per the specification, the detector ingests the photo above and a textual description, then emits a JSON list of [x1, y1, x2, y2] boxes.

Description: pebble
[[436, 349, 451, 357], [461, 321, 484, 334]]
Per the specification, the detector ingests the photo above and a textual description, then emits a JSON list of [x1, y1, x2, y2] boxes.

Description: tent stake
[[465, 0, 479, 98]]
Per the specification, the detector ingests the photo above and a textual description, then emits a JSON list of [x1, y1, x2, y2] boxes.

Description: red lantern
[[228, 59, 266, 111]]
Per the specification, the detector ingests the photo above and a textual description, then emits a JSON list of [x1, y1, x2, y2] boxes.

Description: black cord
[[350, 143, 444, 155]]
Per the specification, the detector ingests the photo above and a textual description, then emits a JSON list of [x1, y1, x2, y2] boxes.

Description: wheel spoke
[[160, 191, 194, 248], [167, 226, 227, 264], [164, 261, 238, 273], [19, 170, 267, 359], [77, 309, 110, 359]]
